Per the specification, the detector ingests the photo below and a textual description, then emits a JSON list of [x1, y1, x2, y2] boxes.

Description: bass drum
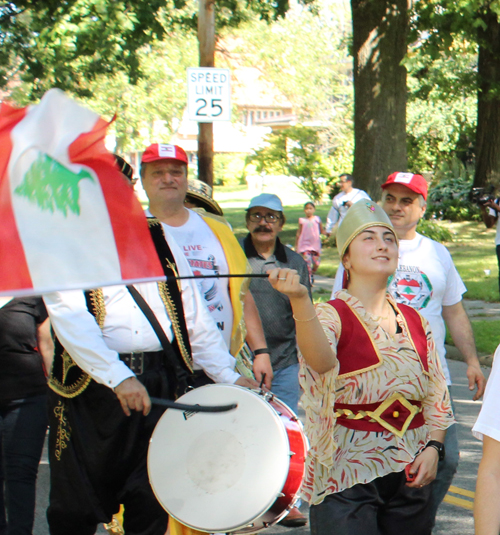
[[148, 384, 307, 533]]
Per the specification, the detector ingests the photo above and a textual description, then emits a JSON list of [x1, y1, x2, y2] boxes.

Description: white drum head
[[148, 384, 290, 532]]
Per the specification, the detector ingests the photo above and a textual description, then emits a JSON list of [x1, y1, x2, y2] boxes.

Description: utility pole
[[198, 0, 215, 186]]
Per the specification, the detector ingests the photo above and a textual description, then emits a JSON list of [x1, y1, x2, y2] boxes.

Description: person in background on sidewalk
[[241, 193, 311, 528], [331, 172, 486, 526], [473, 343, 500, 535], [325, 174, 370, 236], [295, 201, 324, 286]]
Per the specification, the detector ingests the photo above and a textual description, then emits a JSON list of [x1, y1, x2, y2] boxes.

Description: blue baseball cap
[[246, 193, 284, 212]]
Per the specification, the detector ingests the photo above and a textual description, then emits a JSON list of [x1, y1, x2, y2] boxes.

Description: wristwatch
[[425, 440, 445, 461]]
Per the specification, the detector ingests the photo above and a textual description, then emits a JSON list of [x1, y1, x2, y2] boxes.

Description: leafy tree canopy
[[0, 0, 316, 98], [250, 125, 331, 202]]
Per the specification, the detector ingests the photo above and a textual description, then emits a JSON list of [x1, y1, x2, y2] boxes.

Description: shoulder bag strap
[[126, 285, 192, 398]]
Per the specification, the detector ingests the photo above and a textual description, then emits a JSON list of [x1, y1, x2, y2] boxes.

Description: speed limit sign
[[187, 68, 231, 122]]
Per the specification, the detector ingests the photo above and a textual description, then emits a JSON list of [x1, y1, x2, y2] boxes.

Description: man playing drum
[[43, 159, 258, 535]]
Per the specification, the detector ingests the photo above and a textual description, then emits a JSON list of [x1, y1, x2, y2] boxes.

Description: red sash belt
[[334, 394, 424, 437]]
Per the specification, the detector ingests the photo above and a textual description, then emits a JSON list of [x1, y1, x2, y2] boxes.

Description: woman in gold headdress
[[269, 199, 454, 535]]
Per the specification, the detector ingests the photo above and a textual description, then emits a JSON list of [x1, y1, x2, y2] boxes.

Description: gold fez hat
[[186, 178, 223, 216], [336, 200, 398, 258]]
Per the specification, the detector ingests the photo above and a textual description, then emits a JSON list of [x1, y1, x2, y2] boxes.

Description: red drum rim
[[148, 384, 291, 533]]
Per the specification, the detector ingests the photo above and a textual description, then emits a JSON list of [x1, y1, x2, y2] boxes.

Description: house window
[[263, 111, 267, 119], [269, 111, 274, 118], [250, 111, 255, 124]]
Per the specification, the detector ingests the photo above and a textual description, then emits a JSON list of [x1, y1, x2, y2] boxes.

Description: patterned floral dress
[[299, 290, 455, 505]]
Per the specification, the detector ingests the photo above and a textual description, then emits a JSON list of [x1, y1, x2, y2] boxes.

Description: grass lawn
[[446, 320, 500, 356], [444, 221, 498, 302]]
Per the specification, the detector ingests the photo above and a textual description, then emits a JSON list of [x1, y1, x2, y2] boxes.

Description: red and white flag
[[0, 89, 165, 296]]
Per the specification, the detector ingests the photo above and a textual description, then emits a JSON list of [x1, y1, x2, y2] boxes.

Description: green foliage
[[405, 2, 479, 175], [213, 154, 247, 186], [227, 2, 352, 123], [425, 158, 481, 221], [0, 0, 316, 98], [80, 34, 198, 152], [405, 33, 477, 173], [445, 220, 499, 302], [416, 219, 454, 242], [406, 96, 476, 174], [250, 126, 331, 203], [225, 1, 354, 178]]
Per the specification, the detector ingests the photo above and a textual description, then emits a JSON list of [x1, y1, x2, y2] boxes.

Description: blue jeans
[[271, 363, 301, 414], [0, 395, 48, 535], [428, 391, 459, 525]]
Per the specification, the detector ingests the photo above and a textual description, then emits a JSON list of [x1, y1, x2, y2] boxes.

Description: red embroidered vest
[[328, 299, 429, 379]]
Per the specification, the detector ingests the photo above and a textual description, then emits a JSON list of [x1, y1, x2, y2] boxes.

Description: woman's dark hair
[[304, 201, 315, 209]]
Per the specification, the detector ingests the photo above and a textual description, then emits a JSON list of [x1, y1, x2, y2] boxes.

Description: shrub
[[425, 158, 480, 222], [416, 219, 454, 242]]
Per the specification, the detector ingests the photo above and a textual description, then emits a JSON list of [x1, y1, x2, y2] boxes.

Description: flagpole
[[169, 273, 269, 281]]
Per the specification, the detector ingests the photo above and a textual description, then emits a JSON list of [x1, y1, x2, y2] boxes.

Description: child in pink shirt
[[295, 202, 324, 284]]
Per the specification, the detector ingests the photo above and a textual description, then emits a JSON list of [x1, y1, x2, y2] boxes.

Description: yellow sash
[[199, 211, 250, 357]]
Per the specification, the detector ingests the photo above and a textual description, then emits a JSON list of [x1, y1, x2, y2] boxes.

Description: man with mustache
[[241, 193, 311, 528]]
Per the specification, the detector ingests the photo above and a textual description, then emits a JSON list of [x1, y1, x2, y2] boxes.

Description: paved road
[[33, 359, 488, 535]]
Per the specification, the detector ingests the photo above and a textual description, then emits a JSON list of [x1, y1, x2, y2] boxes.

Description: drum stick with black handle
[[151, 397, 237, 413]]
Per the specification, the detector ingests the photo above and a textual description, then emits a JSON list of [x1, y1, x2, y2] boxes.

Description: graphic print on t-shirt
[[186, 253, 223, 314], [388, 264, 433, 310], [163, 211, 233, 348]]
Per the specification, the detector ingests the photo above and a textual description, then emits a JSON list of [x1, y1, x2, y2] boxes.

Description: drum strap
[[126, 285, 193, 399]]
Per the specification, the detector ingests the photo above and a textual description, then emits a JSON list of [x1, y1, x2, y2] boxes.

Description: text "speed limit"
[[187, 68, 231, 122]]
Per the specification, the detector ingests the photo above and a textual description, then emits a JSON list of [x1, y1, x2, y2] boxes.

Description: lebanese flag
[[0, 89, 165, 296]]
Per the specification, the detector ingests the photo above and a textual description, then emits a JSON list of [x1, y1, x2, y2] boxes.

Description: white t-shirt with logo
[[332, 233, 466, 384], [158, 210, 233, 350]]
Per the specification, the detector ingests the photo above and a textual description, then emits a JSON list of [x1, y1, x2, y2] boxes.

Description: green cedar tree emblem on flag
[[14, 152, 95, 216]]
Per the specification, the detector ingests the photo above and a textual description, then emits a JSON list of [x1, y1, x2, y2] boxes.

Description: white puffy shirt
[[44, 227, 240, 388]]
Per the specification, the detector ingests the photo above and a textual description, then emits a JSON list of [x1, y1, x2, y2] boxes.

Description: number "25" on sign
[[195, 98, 223, 117]]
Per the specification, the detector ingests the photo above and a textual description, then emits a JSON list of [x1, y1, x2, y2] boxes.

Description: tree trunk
[[351, 0, 408, 199], [473, 8, 500, 190]]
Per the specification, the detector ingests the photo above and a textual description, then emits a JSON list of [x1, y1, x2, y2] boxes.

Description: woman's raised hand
[[268, 268, 309, 299]]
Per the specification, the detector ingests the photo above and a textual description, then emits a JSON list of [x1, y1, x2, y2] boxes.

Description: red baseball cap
[[141, 144, 188, 165], [381, 172, 428, 200]]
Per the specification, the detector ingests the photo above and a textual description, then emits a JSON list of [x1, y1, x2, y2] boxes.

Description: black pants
[[47, 369, 170, 535], [0, 395, 48, 535], [310, 470, 433, 535]]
